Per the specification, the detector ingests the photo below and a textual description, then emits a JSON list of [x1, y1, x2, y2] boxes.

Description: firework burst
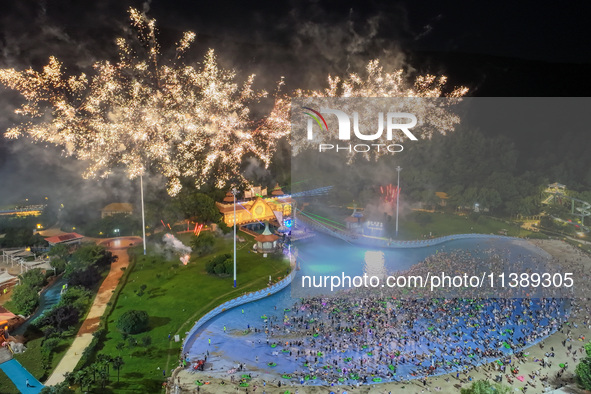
[[380, 184, 400, 204], [290, 60, 468, 159], [0, 8, 467, 193], [0, 8, 288, 195]]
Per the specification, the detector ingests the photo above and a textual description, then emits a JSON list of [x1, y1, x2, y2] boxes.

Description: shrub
[[39, 305, 80, 333], [68, 266, 101, 288], [576, 341, 591, 390], [127, 336, 138, 347], [116, 310, 149, 335], [9, 285, 40, 315], [59, 286, 92, 312], [141, 335, 152, 347], [20, 268, 47, 290], [191, 231, 216, 256], [206, 253, 232, 275], [460, 380, 510, 394]]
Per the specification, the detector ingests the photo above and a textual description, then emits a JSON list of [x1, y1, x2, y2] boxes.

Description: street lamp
[[232, 188, 238, 288], [140, 175, 147, 255], [395, 166, 402, 237]]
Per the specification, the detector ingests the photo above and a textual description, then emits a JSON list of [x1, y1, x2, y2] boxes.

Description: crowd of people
[[255, 295, 566, 385], [180, 241, 591, 392]]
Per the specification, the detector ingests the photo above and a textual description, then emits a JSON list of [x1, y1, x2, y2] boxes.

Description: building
[[217, 185, 291, 228], [364, 221, 385, 237], [344, 207, 365, 232], [101, 203, 133, 218], [0, 204, 45, 217], [44, 232, 84, 246], [254, 222, 280, 254]]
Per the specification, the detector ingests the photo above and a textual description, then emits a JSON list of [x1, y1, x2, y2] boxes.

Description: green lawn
[[305, 204, 542, 240], [91, 232, 290, 393], [396, 211, 542, 240], [0, 329, 75, 393], [0, 368, 19, 393]]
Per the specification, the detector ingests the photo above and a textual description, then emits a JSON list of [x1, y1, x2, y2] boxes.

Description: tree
[[39, 382, 75, 394], [39, 305, 80, 333], [68, 266, 102, 289], [111, 356, 125, 382], [191, 231, 216, 256], [206, 254, 232, 275], [460, 380, 510, 394], [576, 341, 591, 390], [59, 286, 92, 312], [9, 285, 40, 315], [98, 368, 109, 389], [48, 244, 69, 260], [50, 257, 67, 275], [96, 354, 113, 386], [19, 268, 46, 290], [97, 353, 112, 368], [72, 368, 93, 392], [116, 310, 150, 335], [69, 244, 115, 272], [175, 191, 221, 223], [84, 213, 141, 237]]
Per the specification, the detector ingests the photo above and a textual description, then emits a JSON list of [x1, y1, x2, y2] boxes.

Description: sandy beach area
[[171, 239, 591, 394]]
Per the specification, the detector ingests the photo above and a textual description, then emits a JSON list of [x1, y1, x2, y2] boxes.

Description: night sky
[[1, 0, 590, 204]]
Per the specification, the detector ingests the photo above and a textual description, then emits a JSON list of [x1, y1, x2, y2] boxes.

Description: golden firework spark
[[289, 60, 469, 160], [0, 8, 287, 195], [0, 8, 467, 192]]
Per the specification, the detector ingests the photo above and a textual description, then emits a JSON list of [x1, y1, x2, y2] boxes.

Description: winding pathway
[[44, 237, 141, 386]]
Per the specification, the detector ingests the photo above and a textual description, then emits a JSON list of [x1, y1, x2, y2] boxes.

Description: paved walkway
[[44, 237, 142, 386]]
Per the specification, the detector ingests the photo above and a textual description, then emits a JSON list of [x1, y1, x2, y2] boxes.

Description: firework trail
[[380, 184, 400, 204]]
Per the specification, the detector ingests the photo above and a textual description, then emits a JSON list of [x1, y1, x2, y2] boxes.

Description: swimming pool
[[184, 235, 563, 385]]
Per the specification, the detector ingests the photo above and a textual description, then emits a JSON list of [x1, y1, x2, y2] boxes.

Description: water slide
[[0, 358, 43, 393]]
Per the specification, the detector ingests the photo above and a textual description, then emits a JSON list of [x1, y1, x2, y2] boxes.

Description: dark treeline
[[292, 122, 591, 217]]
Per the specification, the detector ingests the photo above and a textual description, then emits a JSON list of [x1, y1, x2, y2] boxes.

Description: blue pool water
[[0, 359, 43, 393], [13, 277, 67, 336], [185, 235, 561, 384]]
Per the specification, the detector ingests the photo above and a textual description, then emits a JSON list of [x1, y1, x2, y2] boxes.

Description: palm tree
[[112, 356, 125, 382], [81, 369, 95, 393], [97, 354, 113, 375], [98, 369, 109, 389], [73, 368, 93, 392], [88, 363, 100, 385]]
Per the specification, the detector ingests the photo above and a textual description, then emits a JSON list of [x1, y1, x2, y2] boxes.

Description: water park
[[1, 5, 591, 394], [177, 228, 577, 388]]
